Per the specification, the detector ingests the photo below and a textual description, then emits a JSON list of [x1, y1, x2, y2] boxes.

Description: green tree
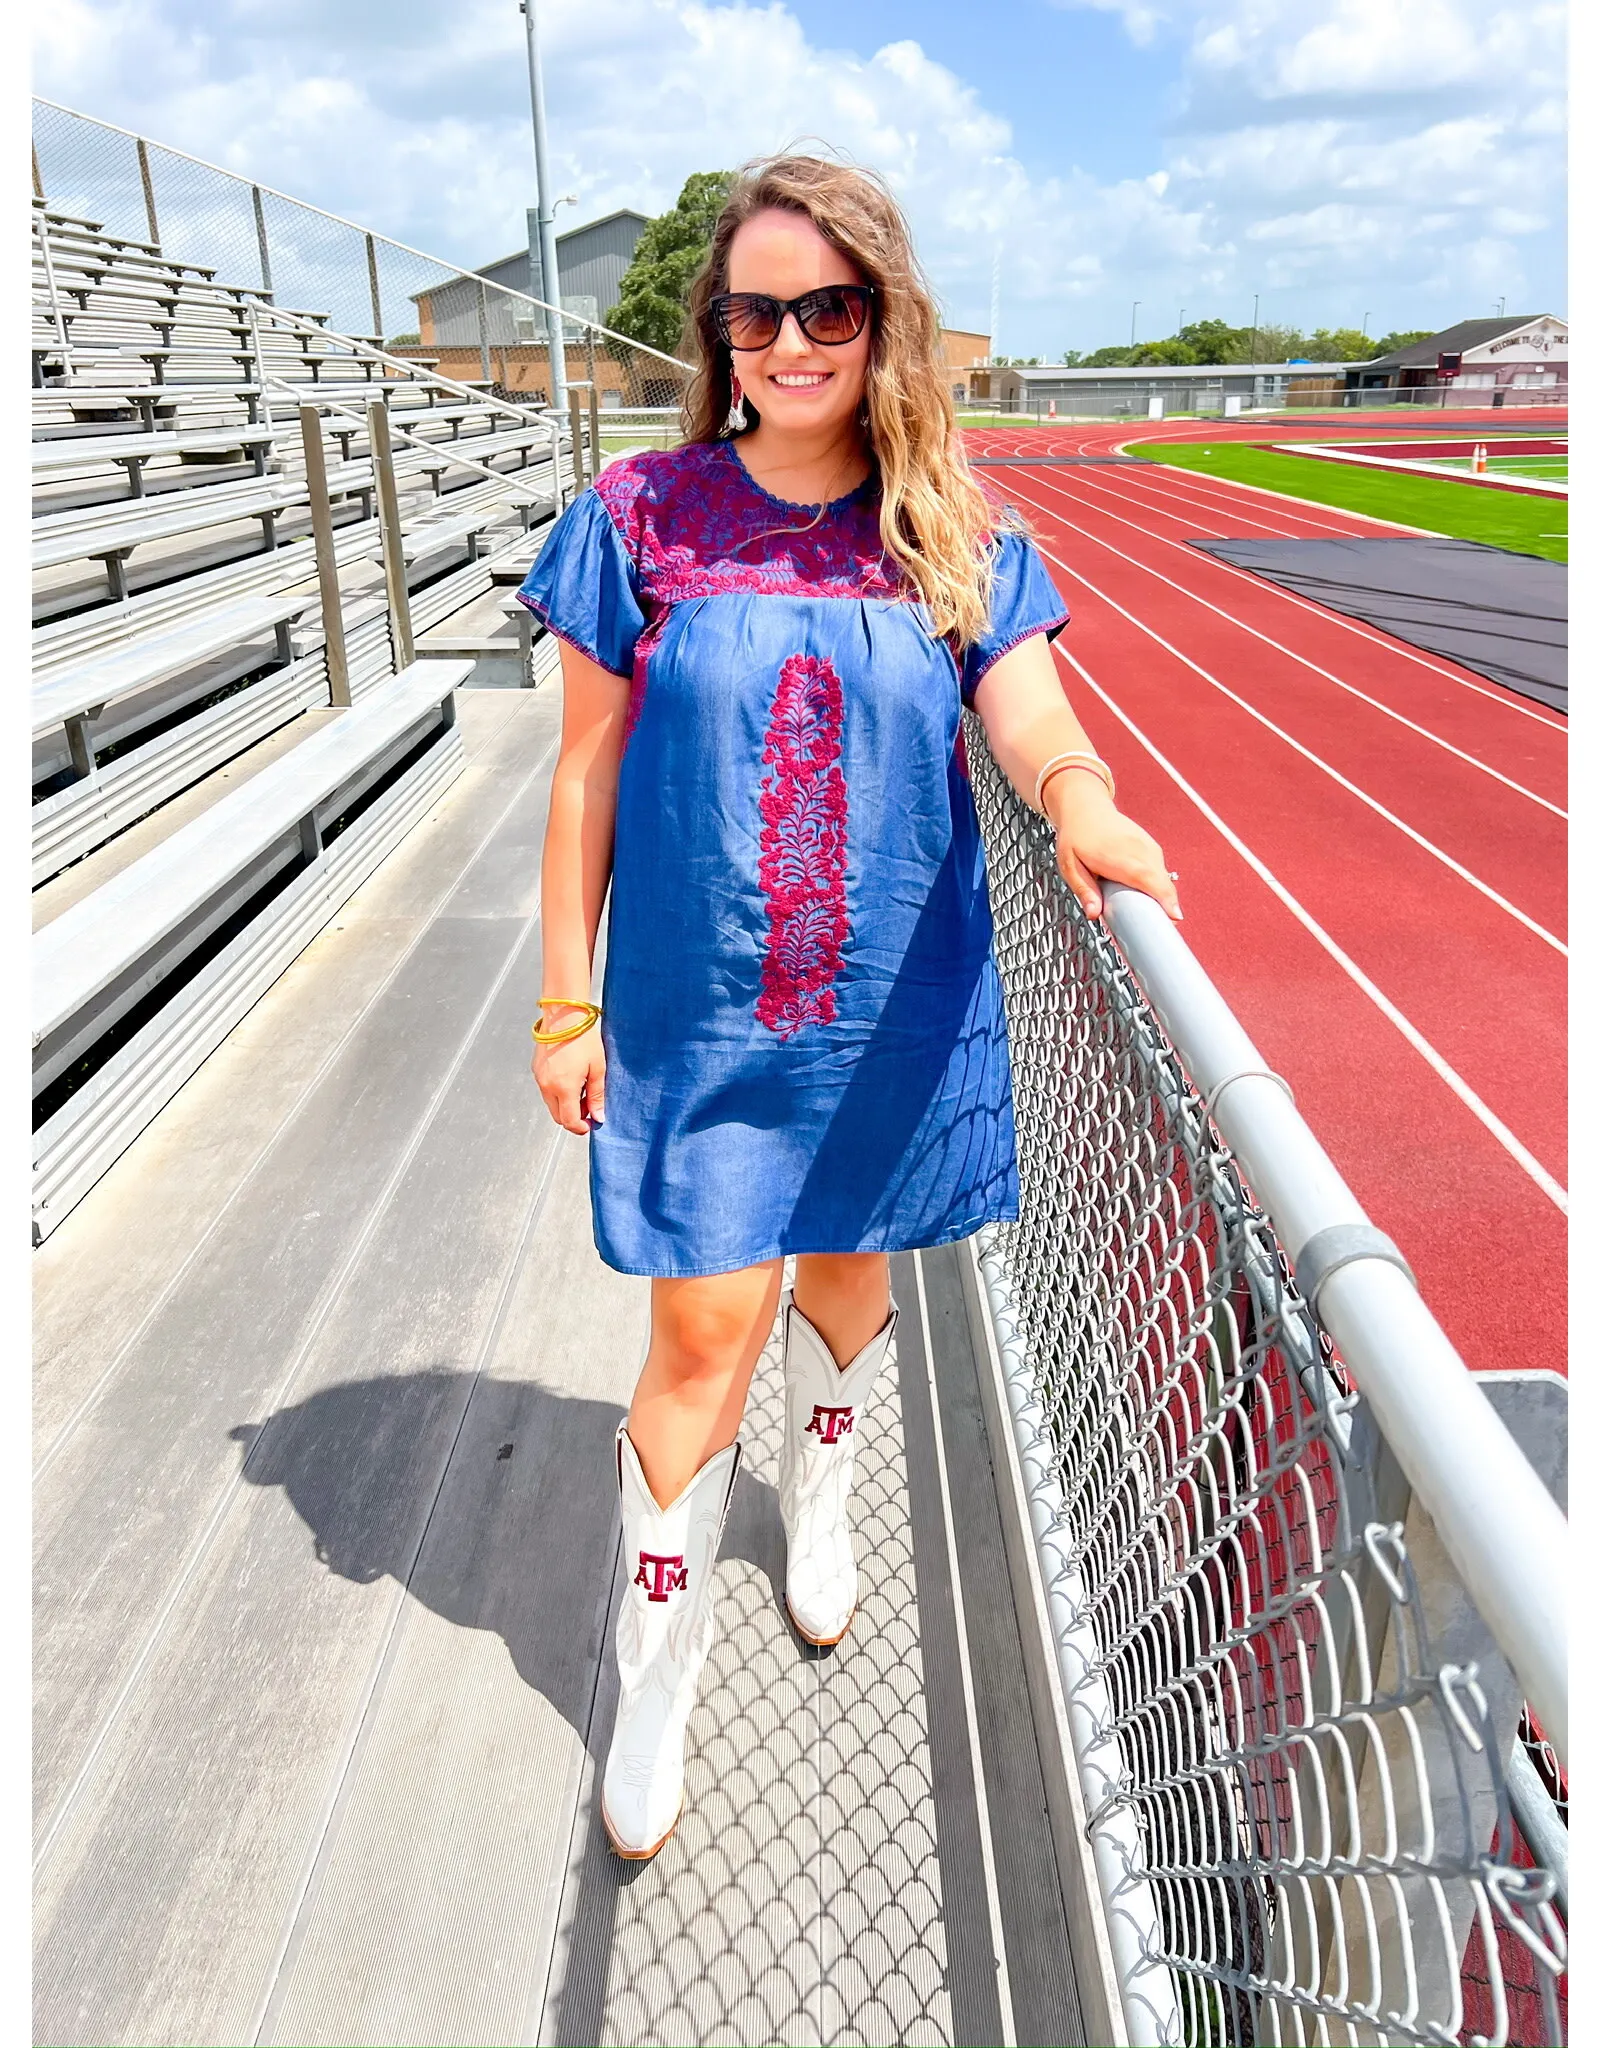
[[1305, 326, 1377, 361], [1081, 344, 1137, 367], [1129, 337, 1199, 366], [1368, 328, 1431, 358], [1175, 319, 1251, 363], [606, 170, 735, 354], [1249, 323, 1306, 363], [1061, 348, 1085, 367]]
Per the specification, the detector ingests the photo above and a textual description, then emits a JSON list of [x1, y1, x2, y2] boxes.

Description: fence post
[[568, 385, 587, 493], [298, 404, 351, 707], [476, 280, 492, 386], [587, 381, 601, 482], [252, 183, 273, 299], [136, 137, 160, 249], [365, 231, 382, 343], [368, 400, 415, 670], [32, 141, 43, 200]]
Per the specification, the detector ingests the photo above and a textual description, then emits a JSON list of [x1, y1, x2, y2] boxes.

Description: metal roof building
[[1350, 314, 1567, 395], [965, 360, 1362, 417], [413, 209, 651, 346]]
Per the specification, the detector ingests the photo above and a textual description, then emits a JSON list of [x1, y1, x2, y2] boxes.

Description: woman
[[518, 155, 1179, 1860]]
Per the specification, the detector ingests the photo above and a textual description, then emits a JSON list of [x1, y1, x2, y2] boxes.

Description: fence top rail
[[1098, 879, 1568, 1766], [33, 97, 695, 379]]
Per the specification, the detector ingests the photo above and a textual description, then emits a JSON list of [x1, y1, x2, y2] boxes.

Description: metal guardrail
[[32, 97, 693, 408], [965, 722, 1567, 2047], [957, 385, 1567, 420]]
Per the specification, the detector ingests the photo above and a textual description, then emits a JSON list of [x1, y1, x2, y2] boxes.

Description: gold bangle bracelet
[[531, 999, 602, 1045], [1037, 757, 1116, 811]]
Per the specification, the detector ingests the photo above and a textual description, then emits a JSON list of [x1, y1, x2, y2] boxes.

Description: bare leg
[[627, 1259, 784, 1507], [792, 1250, 892, 1369]]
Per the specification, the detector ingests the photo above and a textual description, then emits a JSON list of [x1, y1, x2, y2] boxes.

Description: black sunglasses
[[710, 284, 875, 351]]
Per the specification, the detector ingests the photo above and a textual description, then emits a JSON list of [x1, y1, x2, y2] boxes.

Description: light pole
[[1130, 300, 1140, 348], [1178, 306, 1185, 334], [1249, 292, 1259, 364], [1495, 295, 1507, 317], [1361, 311, 1371, 337], [520, 0, 567, 413]]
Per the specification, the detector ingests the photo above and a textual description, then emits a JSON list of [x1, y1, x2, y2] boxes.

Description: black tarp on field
[[1189, 537, 1567, 712]]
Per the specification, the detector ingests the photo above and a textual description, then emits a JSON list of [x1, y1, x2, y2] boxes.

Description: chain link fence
[[956, 384, 1566, 422], [32, 97, 691, 414], [965, 721, 1566, 2048]]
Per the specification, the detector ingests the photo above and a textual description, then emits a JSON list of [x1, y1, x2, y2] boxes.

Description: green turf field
[[1127, 440, 1568, 562]]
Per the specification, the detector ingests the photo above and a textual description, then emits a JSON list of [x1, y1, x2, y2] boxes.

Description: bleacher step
[[32, 660, 472, 1239]]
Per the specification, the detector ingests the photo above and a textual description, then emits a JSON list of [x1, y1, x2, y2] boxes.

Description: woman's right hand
[[532, 1030, 606, 1134]]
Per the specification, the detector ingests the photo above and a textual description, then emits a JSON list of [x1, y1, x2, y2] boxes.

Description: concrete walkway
[[33, 688, 1084, 2047]]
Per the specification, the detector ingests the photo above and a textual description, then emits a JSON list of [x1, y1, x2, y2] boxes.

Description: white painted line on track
[[1108, 444, 1446, 534], [1009, 459, 1569, 734], [1017, 525, 1566, 951], [1073, 459, 1360, 537], [1002, 473, 1568, 821], [1056, 645, 1569, 1215]]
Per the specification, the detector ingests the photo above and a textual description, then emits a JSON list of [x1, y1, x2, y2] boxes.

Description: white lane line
[[1035, 461, 1569, 734], [1013, 520, 1566, 951], [1056, 646, 1569, 1215], [1089, 441, 1366, 533], [1079, 459, 1358, 537], [909, 1249, 1017, 2048], [1001, 472, 1567, 821], [1108, 442, 1447, 535]]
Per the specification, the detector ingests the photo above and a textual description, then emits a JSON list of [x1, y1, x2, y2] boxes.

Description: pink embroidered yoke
[[517, 440, 1068, 1278]]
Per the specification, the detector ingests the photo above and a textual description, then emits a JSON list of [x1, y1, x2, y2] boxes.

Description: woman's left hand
[[1045, 775, 1182, 922]]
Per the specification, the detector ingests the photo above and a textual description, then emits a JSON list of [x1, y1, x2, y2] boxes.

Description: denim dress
[[517, 440, 1068, 1278]]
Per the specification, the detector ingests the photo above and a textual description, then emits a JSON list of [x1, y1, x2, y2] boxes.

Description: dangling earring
[[724, 373, 747, 437]]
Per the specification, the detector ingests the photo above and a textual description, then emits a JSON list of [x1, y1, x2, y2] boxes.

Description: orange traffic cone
[[1048, 398, 1057, 418], [1472, 442, 1488, 474]]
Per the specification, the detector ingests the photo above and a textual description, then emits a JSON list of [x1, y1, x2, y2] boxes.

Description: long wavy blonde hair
[[680, 155, 999, 645]]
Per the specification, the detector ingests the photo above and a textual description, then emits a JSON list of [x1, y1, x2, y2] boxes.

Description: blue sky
[[32, 0, 1567, 357]]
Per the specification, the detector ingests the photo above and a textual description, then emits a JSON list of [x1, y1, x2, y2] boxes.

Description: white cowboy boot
[[778, 1296, 898, 1646], [601, 1424, 741, 1859]]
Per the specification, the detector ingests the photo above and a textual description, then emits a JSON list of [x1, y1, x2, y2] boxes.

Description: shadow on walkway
[[229, 1368, 785, 1747]]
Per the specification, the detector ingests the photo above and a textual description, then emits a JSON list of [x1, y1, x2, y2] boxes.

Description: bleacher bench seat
[[32, 659, 471, 1239]]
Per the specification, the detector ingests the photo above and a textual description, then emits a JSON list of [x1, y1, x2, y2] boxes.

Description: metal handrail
[[31, 94, 695, 378], [1099, 881, 1568, 1767], [966, 720, 1566, 2045]]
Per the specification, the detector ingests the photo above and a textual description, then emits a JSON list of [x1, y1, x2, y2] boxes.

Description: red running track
[[966, 415, 1568, 1377]]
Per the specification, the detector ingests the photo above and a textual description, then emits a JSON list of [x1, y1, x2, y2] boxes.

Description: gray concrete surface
[[33, 687, 1083, 2047]]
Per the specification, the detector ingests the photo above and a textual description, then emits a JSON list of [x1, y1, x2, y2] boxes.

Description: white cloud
[[1190, 0, 1564, 99], [31, 0, 1566, 353], [1048, 0, 1170, 48]]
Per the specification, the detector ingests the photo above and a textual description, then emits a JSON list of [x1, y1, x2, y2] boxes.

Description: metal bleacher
[[32, 100, 1567, 2048], [30, 193, 584, 1242]]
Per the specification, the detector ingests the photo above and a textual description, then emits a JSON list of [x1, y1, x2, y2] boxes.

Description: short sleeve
[[516, 486, 646, 678], [959, 532, 1070, 702]]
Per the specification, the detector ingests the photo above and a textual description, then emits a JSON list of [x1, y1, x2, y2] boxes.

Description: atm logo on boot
[[635, 1552, 688, 1601], [807, 1404, 855, 1444]]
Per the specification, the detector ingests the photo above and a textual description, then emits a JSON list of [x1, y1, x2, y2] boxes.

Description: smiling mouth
[[769, 372, 832, 389]]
